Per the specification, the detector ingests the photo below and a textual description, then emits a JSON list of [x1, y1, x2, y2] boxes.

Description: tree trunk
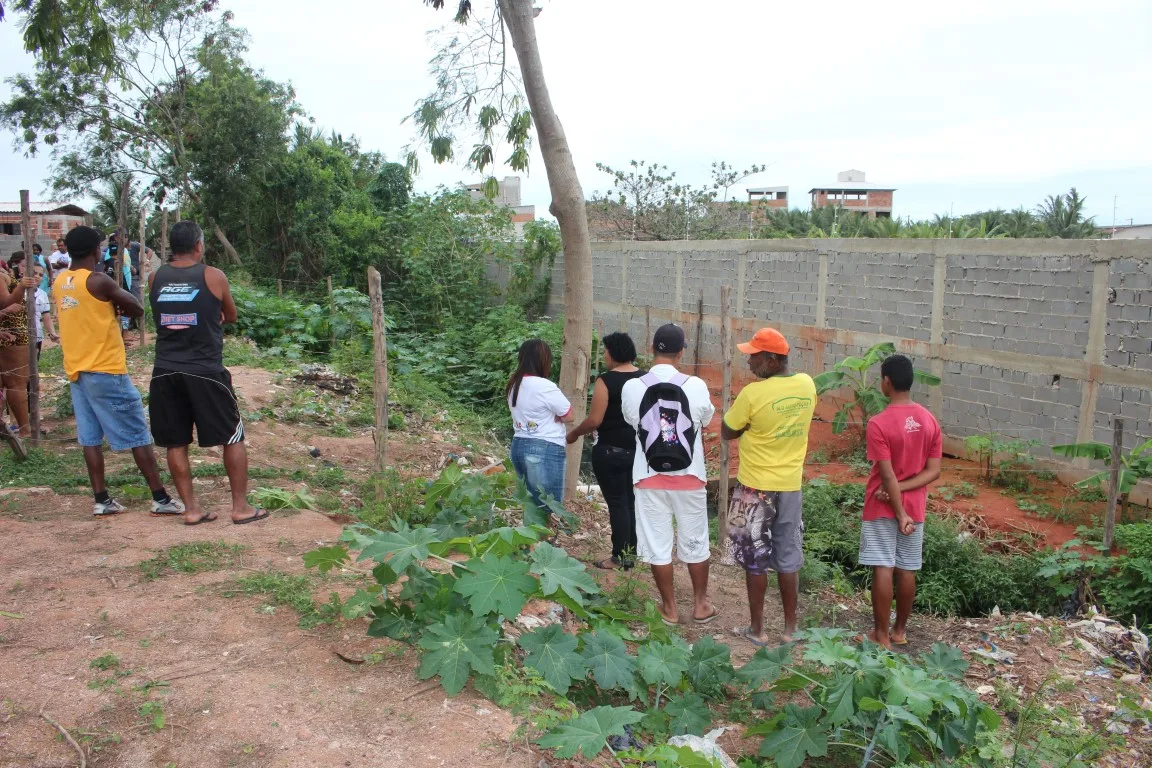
[[182, 186, 242, 266], [499, 0, 593, 499]]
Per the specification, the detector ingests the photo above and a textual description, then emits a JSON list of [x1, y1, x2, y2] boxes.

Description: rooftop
[[808, 182, 897, 193], [0, 202, 90, 216], [747, 186, 789, 194]]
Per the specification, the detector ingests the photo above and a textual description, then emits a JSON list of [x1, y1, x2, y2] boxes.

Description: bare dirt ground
[[2, 361, 1149, 767]]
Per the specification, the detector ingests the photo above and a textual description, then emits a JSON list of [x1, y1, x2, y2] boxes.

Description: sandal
[[693, 607, 721, 625], [232, 508, 270, 525], [593, 556, 623, 570], [733, 626, 771, 647], [184, 512, 218, 526]]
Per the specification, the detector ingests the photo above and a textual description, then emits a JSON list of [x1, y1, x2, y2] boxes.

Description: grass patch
[[139, 541, 246, 581], [232, 570, 343, 629], [354, 470, 428, 528], [90, 653, 121, 671]]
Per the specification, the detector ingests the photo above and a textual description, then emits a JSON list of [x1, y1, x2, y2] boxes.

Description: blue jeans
[[71, 372, 153, 451], [511, 437, 566, 510]]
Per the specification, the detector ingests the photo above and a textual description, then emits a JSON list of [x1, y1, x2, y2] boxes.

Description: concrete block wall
[[537, 238, 1152, 460]]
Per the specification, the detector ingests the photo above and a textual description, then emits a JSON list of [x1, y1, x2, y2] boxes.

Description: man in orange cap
[[721, 328, 816, 646]]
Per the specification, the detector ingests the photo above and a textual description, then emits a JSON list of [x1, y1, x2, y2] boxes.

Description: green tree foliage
[[812, 342, 941, 436]]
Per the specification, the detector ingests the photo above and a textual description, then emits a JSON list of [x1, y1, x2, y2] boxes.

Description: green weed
[[139, 542, 246, 581], [249, 487, 318, 511], [90, 653, 121, 671], [232, 571, 343, 629]]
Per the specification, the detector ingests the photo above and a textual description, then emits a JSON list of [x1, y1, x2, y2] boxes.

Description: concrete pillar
[[929, 249, 948, 417], [675, 252, 684, 322], [1074, 260, 1112, 459], [736, 250, 747, 319]]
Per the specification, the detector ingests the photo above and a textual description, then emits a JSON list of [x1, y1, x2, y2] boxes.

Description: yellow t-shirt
[[53, 269, 127, 382], [723, 373, 817, 492]]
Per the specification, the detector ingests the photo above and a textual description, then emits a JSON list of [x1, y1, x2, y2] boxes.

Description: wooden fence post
[[368, 267, 389, 498], [277, 279, 282, 298], [114, 179, 129, 289], [693, 292, 704, 369], [327, 275, 336, 351], [645, 305, 651, 349], [137, 207, 148, 347], [21, 191, 40, 447], [1103, 418, 1124, 554], [160, 209, 168, 264], [717, 285, 733, 564]]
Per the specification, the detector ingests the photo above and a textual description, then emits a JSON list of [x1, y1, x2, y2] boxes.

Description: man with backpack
[[622, 324, 718, 626], [721, 328, 816, 646]]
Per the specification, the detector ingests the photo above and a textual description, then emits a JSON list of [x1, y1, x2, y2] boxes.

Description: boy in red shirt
[[859, 355, 941, 648]]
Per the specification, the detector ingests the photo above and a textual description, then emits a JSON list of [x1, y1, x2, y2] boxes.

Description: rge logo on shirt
[[156, 284, 200, 302]]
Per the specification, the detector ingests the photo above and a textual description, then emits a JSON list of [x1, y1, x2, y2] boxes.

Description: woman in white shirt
[[507, 339, 572, 510]]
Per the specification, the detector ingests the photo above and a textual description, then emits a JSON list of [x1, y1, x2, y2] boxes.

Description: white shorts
[[634, 487, 711, 566], [859, 518, 924, 571]]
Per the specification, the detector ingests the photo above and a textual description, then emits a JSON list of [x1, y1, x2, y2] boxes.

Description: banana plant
[[812, 342, 942, 436], [1051, 438, 1152, 522]]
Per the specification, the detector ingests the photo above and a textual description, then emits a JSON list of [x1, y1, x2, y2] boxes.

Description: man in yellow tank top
[[55, 227, 182, 518]]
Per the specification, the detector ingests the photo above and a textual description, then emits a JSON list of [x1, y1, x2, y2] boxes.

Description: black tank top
[[597, 369, 645, 448], [150, 263, 225, 373]]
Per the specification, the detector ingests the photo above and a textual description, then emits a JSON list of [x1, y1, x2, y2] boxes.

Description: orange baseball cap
[[737, 327, 790, 355]]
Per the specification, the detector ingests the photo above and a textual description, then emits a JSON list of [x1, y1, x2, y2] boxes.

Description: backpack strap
[[640, 372, 662, 388], [669, 373, 690, 387]]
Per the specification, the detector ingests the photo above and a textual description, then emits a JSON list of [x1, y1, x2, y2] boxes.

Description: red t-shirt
[[862, 403, 942, 523]]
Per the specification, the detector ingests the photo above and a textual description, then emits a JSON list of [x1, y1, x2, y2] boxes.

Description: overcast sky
[[3, 0, 1151, 224]]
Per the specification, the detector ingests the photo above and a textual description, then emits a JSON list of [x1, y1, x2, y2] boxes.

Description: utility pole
[[1111, 196, 1118, 238]]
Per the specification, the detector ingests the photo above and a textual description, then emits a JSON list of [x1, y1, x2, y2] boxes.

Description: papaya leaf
[[536, 705, 644, 760]]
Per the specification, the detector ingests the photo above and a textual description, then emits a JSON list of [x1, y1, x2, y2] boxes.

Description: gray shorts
[[859, 518, 924, 571], [726, 484, 804, 575]]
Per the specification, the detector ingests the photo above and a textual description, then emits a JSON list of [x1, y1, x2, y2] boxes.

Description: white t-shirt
[[622, 363, 716, 484], [34, 288, 50, 342], [509, 375, 572, 447], [51, 251, 71, 268]]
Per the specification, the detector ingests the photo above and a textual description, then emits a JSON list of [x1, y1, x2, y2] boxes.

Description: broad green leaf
[[580, 631, 639, 694], [812, 370, 846, 394], [416, 614, 498, 695], [757, 704, 829, 768], [517, 625, 587, 694], [664, 692, 712, 736], [831, 404, 851, 435], [1051, 442, 1112, 461], [536, 705, 645, 760], [858, 696, 885, 712], [617, 744, 720, 768], [884, 666, 936, 719], [529, 542, 600, 605], [772, 672, 818, 692], [359, 525, 441, 573], [371, 561, 399, 587], [835, 355, 870, 372], [302, 545, 349, 573], [686, 635, 735, 695], [886, 703, 929, 733], [803, 635, 861, 669], [823, 675, 855, 726], [919, 643, 968, 679], [472, 525, 545, 555], [912, 368, 941, 386], [341, 587, 380, 619], [452, 555, 537, 617], [977, 704, 1002, 732], [637, 639, 691, 687], [737, 643, 794, 687], [424, 462, 465, 505], [367, 602, 420, 642]]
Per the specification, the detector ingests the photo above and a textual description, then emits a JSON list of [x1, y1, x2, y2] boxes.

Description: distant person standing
[[721, 328, 816, 646], [0, 252, 37, 436], [148, 221, 267, 526], [622, 324, 718, 626], [31, 264, 57, 353], [507, 339, 573, 511], [53, 226, 183, 517], [567, 332, 644, 570], [50, 238, 71, 271], [30, 244, 52, 295], [859, 355, 941, 649]]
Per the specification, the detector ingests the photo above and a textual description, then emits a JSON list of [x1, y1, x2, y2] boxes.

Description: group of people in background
[[0, 222, 266, 527], [507, 324, 941, 649]]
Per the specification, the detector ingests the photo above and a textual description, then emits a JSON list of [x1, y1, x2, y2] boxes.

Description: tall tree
[[417, 0, 593, 496], [1, 2, 266, 264], [1037, 188, 1097, 238]]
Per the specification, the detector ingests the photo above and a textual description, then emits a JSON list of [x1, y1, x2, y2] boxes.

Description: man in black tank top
[[148, 221, 268, 526]]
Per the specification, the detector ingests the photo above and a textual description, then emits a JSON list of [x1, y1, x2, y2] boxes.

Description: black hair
[[881, 354, 914, 392], [601, 331, 637, 364], [8, 251, 25, 267], [506, 339, 554, 407], [170, 220, 204, 255], [32, 243, 42, 253]]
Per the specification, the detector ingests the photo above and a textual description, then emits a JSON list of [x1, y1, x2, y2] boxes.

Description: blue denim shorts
[[70, 372, 153, 451], [510, 437, 566, 508]]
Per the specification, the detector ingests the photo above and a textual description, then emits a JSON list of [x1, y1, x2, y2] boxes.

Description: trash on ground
[[667, 727, 739, 768]]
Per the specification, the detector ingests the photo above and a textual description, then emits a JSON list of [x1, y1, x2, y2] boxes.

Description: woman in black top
[[567, 332, 644, 569]]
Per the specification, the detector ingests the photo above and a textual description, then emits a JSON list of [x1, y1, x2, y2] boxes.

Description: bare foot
[[231, 504, 264, 524], [890, 630, 908, 646], [658, 605, 679, 625], [864, 629, 892, 650], [693, 603, 720, 624], [183, 507, 207, 524]]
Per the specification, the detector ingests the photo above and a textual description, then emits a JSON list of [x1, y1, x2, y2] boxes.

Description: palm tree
[[1036, 188, 1097, 238], [999, 207, 1038, 238], [88, 175, 165, 244]]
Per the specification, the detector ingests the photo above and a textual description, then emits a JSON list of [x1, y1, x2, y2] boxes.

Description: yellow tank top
[[53, 268, 127, 382]]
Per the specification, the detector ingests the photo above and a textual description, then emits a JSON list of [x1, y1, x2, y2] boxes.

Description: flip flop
[[661, 617, 679, 627], [891, 636, 909, 646], [593, 557, 622, 570], [693, 607, 720, 625], [184, 512, 218, 526], [732, 626, 771, 648], [232, 508, 269, 525]]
